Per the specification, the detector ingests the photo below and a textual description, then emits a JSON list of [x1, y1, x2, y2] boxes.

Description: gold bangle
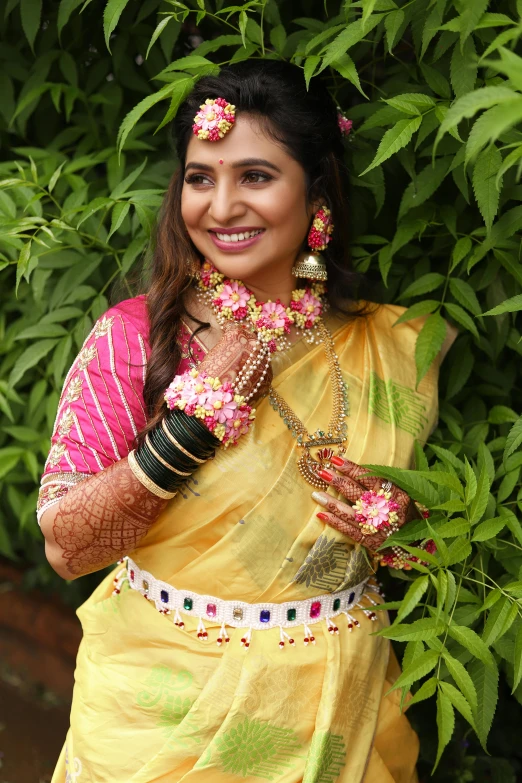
[[145, 434, 191, 477], [127, 450, 177, 500], [161, 419, 206, 464]]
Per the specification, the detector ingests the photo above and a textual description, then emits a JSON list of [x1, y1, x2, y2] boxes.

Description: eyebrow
[[185, 158, 282, 173]]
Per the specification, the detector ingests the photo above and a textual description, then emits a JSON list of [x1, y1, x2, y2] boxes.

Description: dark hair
[[142, 60, 370, 434]]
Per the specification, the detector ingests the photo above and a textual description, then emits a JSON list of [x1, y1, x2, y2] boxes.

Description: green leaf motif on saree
[[294, 535, 371, 592], [216, 716, 302, 779], [303, 731, 346, 783], [136, 665, 193, 709], [368, 371, 429, 437]]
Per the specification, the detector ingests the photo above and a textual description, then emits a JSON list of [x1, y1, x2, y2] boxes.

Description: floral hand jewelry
[[164, 369, 255, 447], [193, 97, 236, 141], [197, 261, 326, 353], [353, 482, 400, 536]]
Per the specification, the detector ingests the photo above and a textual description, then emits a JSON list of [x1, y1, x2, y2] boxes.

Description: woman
[[40, 60, 456, 782]]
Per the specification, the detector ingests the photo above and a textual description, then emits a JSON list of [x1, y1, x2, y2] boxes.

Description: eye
[[242, 171, 273, 184], [184, 173, 213, 186]]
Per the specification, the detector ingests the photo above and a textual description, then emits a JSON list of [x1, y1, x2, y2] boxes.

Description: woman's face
[[181, 114, 313, 292]]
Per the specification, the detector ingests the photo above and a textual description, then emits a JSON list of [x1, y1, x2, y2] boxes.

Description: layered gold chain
[[268, 321, 349, 489]]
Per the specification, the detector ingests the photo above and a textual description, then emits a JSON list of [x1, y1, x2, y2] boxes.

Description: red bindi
[[219, 159, 224, 164]]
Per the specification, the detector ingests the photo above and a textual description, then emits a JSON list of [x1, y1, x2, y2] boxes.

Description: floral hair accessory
[[307, 207, 334, 252], [192, 97, 236, 142], [353, 487, 400, 536], [337, 111, 353, 137], [164, 369, 255, 446]]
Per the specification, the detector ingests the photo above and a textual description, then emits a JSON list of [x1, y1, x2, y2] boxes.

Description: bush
[[1, 0, 522, 777]]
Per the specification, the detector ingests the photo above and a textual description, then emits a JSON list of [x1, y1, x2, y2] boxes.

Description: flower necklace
[[196, 261, 326, 353], [195, 262, 349, 489]]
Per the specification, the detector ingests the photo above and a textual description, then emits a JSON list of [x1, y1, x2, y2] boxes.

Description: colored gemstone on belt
[[310, 601, 321, 618], [287, 608, 297, 622], [206, 603, 217, 618], [183, 597, 193, 611], [349, 591, 355, 604], [333, 598, 341, 612], [160, 590, 169, 603], [260, 610, 270, 623], [233, 607, 243, 621], [129, 569, 135, 581], [142, 580, 149, 592]]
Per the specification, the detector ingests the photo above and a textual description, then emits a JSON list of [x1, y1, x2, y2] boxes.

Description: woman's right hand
[[199, 322, 272, 403]]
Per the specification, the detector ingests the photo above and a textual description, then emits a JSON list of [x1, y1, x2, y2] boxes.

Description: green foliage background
[[1, 0, 522, 778]]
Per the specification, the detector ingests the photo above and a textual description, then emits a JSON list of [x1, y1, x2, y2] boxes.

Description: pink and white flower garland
[[164, 369, 255, 446], [197, 262, 326, 353]]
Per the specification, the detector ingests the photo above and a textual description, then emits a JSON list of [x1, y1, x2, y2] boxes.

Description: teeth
[[215, 229, 263, 242]]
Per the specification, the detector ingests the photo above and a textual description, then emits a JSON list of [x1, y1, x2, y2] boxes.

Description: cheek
[[181, 189, 204, 230]]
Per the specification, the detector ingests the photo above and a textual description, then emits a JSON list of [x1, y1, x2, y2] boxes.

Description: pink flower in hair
[[192, 98, 236, 142], [337, 112, 353, 137]]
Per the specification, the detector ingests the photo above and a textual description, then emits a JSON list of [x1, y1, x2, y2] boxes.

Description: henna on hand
[[199, 322, 272, 403], [46, 457, 168, 578]]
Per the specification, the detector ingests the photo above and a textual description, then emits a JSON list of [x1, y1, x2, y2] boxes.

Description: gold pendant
[[297, 445, 346, 489]]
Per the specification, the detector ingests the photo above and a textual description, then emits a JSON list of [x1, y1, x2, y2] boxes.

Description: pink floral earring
[[291, 206, 333, 282]]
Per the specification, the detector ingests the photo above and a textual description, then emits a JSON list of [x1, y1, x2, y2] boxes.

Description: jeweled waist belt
[[115, 557, 380, 649]]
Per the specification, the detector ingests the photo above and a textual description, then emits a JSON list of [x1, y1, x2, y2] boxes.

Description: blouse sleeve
[[37, 307, 149, 523]]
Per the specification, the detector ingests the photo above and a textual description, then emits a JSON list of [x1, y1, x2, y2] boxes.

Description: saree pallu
[[53, 303, 448, 783]]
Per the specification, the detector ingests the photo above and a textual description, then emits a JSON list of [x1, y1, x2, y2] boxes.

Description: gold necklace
[[268, 321, 349, 489]]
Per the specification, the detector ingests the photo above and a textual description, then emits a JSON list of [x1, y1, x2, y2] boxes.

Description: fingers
[[330, 457, 382, 491], [312, 491, 356, 520], [317, 470, 365, 504], [316, 510, 364, 542]]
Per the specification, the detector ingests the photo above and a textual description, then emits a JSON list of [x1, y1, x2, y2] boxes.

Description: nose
[[207, 179, 247, 225]]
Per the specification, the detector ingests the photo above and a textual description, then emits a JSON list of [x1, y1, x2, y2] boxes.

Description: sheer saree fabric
[[51, 301, 452, 783]]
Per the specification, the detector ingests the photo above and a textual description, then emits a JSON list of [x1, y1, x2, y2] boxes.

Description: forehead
[[185, 113, 294, 167]]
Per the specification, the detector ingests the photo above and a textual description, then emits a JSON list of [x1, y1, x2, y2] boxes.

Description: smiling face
[[181, 114, 314, 297]]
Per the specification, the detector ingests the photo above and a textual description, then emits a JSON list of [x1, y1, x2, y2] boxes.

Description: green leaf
[[445, 538, 472, 566], [503, 416, 522, 463], [304, 56, 320, 89], [384, 9, 405, 53], [110, 158, 148, 200], [444, 303, 479, 340], [117, 83, 180, 152], [379, 618, 445, 642], [447, 624, 495, 668], [21, 0, 42, 51], [469, 658, 499, 751], [399, 273, 445, 300], [8, 339, 60, 388], [361, 464, 440, 507], [416, 470, 464, 497], [434, 690, 455, 770], [512, 624, 522, 693], [448, 278, 481, 316], [146, 17, 173, 59], [396, 575, 429, 622], [450, 37, 477, 99], [482, 294, 522, 316], [103, 0, 131, 51], [408, 677, 437, 707], [320, 15, 383, 71], [469, 466, 491, 524], [466, 99, 522, 166], [443, 651, 478, 709], [359, 116, 422, 176], [387, 649, 440, 692], [393, 300, 439, 326], [57, 0, 84, 36], [398, 157, 450, 220], [439, 681, 475, 729], [472, 145, 502, 232], [108, 201, 130, 239], [415, 312, 447, 387], [459, 0, 490, 48], [450, 237, 472, 272], [464, 456, 477, 504], [435, 86, 517, 149], [437, 517, 471, 538], [482, 596, 516, 647], [331, 54, 366, 98]]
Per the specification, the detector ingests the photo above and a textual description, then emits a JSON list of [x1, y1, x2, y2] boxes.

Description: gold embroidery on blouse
[[66, 376, 83, 403], [58, 407, 74, 437], [48, 442, 68, 468], [77, 344, 97, 371], [94, 315, 114, 339]]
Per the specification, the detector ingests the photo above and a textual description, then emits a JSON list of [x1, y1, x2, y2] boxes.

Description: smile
[[212, 229, 264, 243]]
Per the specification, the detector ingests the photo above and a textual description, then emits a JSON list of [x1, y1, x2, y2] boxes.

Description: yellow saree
[[52, 302, 452, 783]]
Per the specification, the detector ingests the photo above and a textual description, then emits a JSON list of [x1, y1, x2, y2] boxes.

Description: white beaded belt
[[115, 557, 380, 649]]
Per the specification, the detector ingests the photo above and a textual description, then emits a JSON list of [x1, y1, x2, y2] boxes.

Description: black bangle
[[167, 409, 219, 454], [134, 445, 180, 493], [149, 425, 198, 474]]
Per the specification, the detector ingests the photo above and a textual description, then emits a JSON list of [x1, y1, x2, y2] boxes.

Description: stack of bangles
[[128, 369, 257, 499]]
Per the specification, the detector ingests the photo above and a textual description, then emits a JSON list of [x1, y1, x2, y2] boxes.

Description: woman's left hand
[[313, 457, 421, 553]]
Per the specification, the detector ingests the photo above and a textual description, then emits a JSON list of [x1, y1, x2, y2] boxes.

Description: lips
[[208, 227, 265, 252]]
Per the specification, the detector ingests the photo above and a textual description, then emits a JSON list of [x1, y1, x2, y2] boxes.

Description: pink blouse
[[37, 295, 207, 522]]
